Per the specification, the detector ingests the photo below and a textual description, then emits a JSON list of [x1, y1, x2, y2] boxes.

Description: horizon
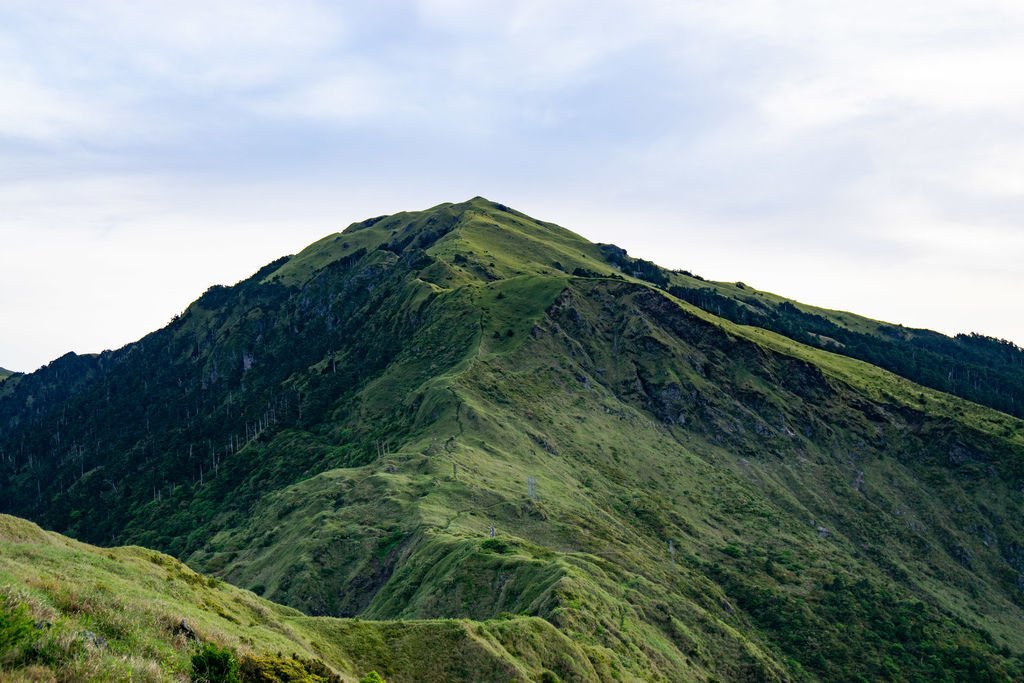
[[3, 2, 1023, 371]]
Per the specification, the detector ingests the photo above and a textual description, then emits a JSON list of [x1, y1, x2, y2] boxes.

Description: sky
[[2, 1, 1023, 372]]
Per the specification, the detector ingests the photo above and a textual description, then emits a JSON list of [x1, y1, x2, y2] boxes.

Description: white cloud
[[2, 0, 1024, 369], [255, 68, 402, 123], [0, 73, 109, 141], [39, 1, 345, 90]]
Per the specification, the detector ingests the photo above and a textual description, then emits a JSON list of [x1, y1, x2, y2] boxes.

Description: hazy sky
[[2, 1, 1023, 372]]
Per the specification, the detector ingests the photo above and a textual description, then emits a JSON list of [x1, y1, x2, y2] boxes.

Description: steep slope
[[642, 267, 1024, 419], [592, 243, 1024, 418], [0, 368, 12, 381], [0, 513, 608, 682], [2, 198, 1023, 681]]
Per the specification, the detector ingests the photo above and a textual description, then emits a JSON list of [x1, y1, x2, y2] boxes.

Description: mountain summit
[[265, 196, 619, 287], [2, 200, 1023, 681]]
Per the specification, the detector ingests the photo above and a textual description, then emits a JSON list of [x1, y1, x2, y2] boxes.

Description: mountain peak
[[265, 198, 615, 286], [460, 195, 519, 214]]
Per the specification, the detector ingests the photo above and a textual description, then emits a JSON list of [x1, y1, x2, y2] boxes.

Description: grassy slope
[[670, 277, 892, 336], [662, 273, 1024, 418], [3, 198, 1024, 681], [0, 514, 614, 682]]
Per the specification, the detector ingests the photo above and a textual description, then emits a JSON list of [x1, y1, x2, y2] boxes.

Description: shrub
[[191, 643, 239, 683], [359, 672, 386, 683], [481, 538, 510, 554], [239, 653, 341, 682], [0, 599, 36, 664]]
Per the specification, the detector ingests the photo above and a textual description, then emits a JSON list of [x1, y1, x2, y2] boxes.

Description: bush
[[481, 538, 509, 554], [191, 643, 239, 683], [359, 672, 386, 683], [0, 599, 36, 664], [239, 653, 341, 682]]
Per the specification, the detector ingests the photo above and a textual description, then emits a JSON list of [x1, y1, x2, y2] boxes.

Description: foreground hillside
[[2, 198, 1024, 681], [0, 514, 605, 681]]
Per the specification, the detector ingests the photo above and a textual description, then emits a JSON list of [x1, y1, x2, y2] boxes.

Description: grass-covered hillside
[[633, 260, 1024, 419], [2, 198, 1024, 681], [0, 367, 14, 381], [0, 514, 607, 682]]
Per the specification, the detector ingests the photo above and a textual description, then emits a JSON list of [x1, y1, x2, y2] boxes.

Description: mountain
[[2, 197, 1023, 681], [0, 367, 14, 381]]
